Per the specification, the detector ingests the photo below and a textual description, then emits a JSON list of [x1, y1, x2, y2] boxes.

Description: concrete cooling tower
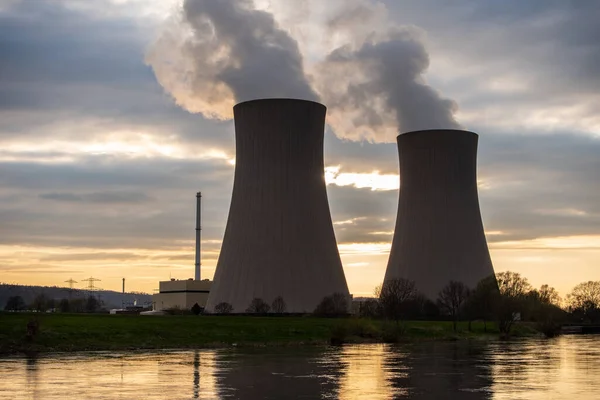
[[205, 98, 350, 313], [384, 129, 495, 300]]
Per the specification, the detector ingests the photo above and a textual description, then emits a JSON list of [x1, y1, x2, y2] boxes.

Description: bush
[[358, 299, 381, 318], [191, 303, 202, 315], [214, 302, 234, 314], [271, 296, 287, 314], [314, 293, 349, 317], [246, 298, 270, 314], [381, 322, 407, 343]]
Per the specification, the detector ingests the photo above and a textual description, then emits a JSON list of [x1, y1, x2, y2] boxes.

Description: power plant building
[[384, 129, 495, 299], [205, 99, 350, 313], [152, 279, 212, 311]]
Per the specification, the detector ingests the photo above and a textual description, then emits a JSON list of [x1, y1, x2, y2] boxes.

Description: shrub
[[191, 303, 202, 315], [214, 302, 234, 314], [381, 322, 407, 343], [314, 293, 349, 317], [271, 296, 287, 314], [246, 298, 270, 314]]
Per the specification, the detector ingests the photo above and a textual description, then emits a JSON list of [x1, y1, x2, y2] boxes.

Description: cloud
[[39, 191, 154, 204], [314, 27, 460, 141], [146, 0, 318, 120]]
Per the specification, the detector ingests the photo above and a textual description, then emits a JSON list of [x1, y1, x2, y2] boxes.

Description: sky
[[1, 0, 599, 297]]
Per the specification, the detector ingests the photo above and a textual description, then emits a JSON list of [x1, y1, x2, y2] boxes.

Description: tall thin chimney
[[195, 192, 202, 281], [122, 278, 125, 294]]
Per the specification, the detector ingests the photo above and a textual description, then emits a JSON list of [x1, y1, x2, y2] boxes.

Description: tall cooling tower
[[384, 129, 494, 299], [205, 98, 350, 313]]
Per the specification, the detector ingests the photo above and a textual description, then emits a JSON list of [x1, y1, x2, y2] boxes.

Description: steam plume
[[146, 0, 318, 120], [311, 1, 461, 142]]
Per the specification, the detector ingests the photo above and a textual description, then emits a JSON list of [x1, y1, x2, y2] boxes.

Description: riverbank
[[0, 313, 537, 355]]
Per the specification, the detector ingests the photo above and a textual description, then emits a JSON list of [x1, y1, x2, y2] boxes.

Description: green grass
[[0, 313, 536, 355]]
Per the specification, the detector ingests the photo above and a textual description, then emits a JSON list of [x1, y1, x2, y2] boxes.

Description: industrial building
[[152, 278, 212, 312], [152, 192, 213, 312], [384, 129, 495, 299], [205, 98, 350, 313]]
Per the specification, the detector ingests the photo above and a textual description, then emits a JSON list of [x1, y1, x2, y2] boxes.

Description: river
[[1, 336, 599, 399]]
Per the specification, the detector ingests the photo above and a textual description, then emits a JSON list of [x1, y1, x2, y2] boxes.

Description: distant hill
[[0, 283, 152, 310]]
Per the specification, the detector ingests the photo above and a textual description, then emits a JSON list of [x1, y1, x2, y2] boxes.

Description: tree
[[58, 298, 70, 313], [86, 295, 99, 313], [568, 281, 600, 322], [31, 293, 49, 311], [246, 298, 270, 314], [464, 275, 499, 332], [437, 281, 471, 332], [314, 293, 349, 317], [496, 271, 532, 335], [358, 299, 381, 318], [4, 295, 26, 311], [538, 284, 561, 306], [214, 302, 233, 314], [271, 296, 287, 314], [378, 278, 417, 322]]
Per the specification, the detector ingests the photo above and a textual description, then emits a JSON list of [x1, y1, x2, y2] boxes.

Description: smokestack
[[384, 130, 495, 299], [195, 192, 202, 281], [205, 98, 350, 313], [122, 278, 125, 294]]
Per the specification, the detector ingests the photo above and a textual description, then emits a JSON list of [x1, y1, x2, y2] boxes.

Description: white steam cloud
[[147, 0, 461, 141], [146, 0, 318, 120]]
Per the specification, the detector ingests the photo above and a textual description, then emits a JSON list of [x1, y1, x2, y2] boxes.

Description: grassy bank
[[0, 313, 536, 355]]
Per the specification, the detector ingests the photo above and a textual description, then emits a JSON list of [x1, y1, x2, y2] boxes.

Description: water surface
[[1, 336, 599, 399]]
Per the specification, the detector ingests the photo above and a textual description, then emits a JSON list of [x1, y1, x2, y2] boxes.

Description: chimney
[[122, 278, 125, 294], [195, 192, 202, 281]]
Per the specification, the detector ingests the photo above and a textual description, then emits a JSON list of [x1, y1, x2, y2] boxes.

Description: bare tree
[[568, 281, 600, 322], [496, 271, 532, 335], [215, 302, 233, 314], [271, 296, 287, 314], [437, 281, 471, 332], [313, 293, 349, 317], [246, 298, 270, 314], [378, 278, 417, 322], [538, 284, 561, 306]]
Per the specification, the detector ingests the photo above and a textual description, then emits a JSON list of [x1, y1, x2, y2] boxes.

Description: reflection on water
[[1, 336, 599, 399]]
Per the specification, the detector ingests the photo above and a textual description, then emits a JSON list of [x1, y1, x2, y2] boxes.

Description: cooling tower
[[205, 98, 350, 313], [384, 129, 494, 299]]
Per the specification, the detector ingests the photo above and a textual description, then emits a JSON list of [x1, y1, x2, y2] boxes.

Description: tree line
[[4, 293, 103, 313], [363, 272, 600, 337]]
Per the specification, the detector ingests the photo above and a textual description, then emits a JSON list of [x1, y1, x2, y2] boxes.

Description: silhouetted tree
[[246, 298, 270, 314], [85, 295, 99, 313], [437, 281, 471, 332], [464, 275, 498, 332], [58, 298, 70, 313], [31, 293, 49, 311], [539, 284, 561, 306], [358, 299, 381, 318], [568, 281, 600, 323], [271, 296, 287, 314], [496, 271, 532, 335], [403, 292, 439, 320], [314, 293, 349, 317], [191, 303, 202, 315], [214, 302, 233, 314], [69, 298, 86, 313], [378, 278, 417, 322], [4, 295, 26, 311]]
